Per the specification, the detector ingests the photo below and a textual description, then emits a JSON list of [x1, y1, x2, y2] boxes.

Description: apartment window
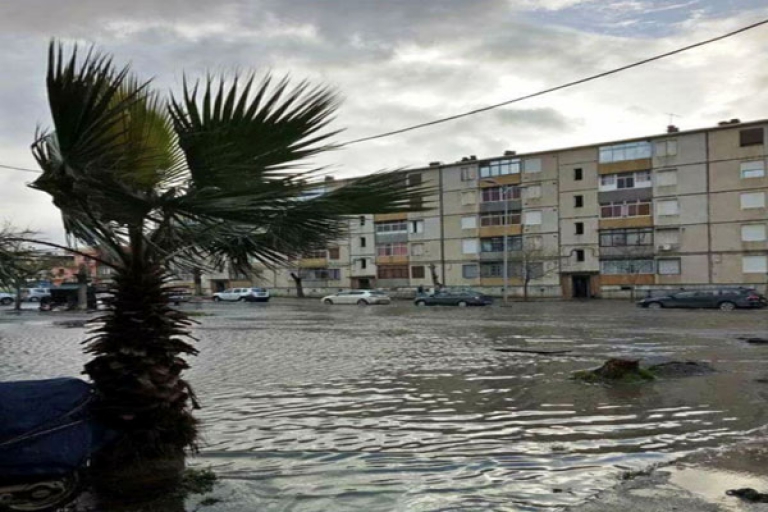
[[741, 192, 766, 209], [328, 247, 340, 260], [359, 216, 366, 226], [599, 228, 653, 247], [411, 266, 425, 279], [742, 224, 767, 242], [740, 128, 764, 147], [574, 168, 583, 181], [599, 141, 652, 163], [656, 199, 679, 216], [408, 173, 423, 187], [574, 195, 584, 208], [599, 170, 652, 191], [656, 228, 680, 246], [482, 186, 520, 202], [410, 220, 424, 234], [460, 167, 476, 181], [480, 211, 521, 226], [377, 265, 409, 279], [480, 262, 504, 278], [360, 259, 367, 270], [575, 222, 584, 235], [656, 170, 678, 187], [526, 185, 542, 199], [524, 158, 542, 173], [600, 200, 651, 218], [479, 158, 521, 178], [360, 237, 367, 248], [743, 255, 768, 273], [740, 161, 765, 179], [481, 236, 522, 253], [462, 264, 479, 279], [462, 239, 478, 254], [658, 258, 681, 275], [304, 250, 327, 259], [461, 191, 476, 205], [600, 259, 655, 275], [376, 242, 408, 257], [411, 243, 425, 256], [655, 139, 678, 157], [524, 210, 542, 226], [461, 216, 477, 230], [375, 221, 408, 233], [299, 268, 341, 280], [575, 249, 585, 262]]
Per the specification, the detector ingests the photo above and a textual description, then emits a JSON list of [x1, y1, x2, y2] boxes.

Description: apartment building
[[231, 118, 768, 299]]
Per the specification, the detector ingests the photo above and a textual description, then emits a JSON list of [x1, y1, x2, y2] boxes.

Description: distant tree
[[507, 240, 560, 301]]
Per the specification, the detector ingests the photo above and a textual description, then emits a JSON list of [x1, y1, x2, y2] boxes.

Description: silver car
[[321, 290, 391, 306], [0, 292, 14, 306]]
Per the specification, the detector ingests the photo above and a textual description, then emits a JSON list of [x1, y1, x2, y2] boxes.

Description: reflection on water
[[1, 301, 767, 510]]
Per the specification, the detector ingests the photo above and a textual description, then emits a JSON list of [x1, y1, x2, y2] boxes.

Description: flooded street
[[2, 300, 768, 511]]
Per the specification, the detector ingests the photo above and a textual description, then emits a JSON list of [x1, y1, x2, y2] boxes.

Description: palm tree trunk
[[14, 282, 22, 311], [290, 272, 304, 298]]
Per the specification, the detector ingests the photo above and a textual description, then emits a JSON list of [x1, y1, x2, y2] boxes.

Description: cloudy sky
[[1, 0, 767, 242]]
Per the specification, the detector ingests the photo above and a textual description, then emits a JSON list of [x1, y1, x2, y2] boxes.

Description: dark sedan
[[638, 288, 767, 311], [414, 289, 493, 307]]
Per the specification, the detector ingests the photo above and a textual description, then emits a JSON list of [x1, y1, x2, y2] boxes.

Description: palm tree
[[30, 42, 427, 482]]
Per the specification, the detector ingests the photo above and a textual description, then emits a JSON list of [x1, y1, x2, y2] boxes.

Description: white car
[[0, 292, 14, 306], [321, 290, 391, 306], [212, 287, 270, 302], [24, 288, 51, 302]]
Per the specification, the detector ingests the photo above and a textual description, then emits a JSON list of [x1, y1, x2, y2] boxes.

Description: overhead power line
[[1, 16, 767, 176], [340, 17, 768, 146]]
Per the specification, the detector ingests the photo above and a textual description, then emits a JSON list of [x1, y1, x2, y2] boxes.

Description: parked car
[[638, 288, 768, 311], [23, 288, 51, 302], [321, 290, 391, 306], [414, 289, 493, 307], [212, 287, 270, 302], [167, 288, 192, 305], [0, 292, 14, 306]]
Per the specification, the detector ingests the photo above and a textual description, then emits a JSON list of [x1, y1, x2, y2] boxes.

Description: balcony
[[298, 258, 328, 268], [479, 200, 522, 213], [600, 245, 654, 258], [478, 224, 522, 238], [374, 232, 408, 244], [374, 213, 408, 222], [376, 255, 409, 265]]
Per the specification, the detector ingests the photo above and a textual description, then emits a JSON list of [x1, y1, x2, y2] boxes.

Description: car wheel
[[213, 296, 221, 302], [324, 299, 333, 305], [29, 296, 40, 302], [0, 298, 12, 306], [357, 299, 369, 306], [458, 301, 468, 307], [719, 301, 736, 311], [238, 297, 246, 302], [415, 300, 427, 307], [646, 302, 662, 310]]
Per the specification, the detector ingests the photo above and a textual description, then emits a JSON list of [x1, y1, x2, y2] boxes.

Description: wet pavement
[[1, 299, 768, 511]]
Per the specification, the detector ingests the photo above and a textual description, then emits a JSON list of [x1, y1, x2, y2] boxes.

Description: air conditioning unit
[[658, 244, 673, 251]]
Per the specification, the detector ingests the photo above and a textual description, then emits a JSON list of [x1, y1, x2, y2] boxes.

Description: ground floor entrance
[[561, 274, 599, 299], [352, 277, 373, 290]]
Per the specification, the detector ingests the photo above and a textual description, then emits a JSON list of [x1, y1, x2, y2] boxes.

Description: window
[[599, 141, 652, 163], [360, 237, 367, 249], [479, 158, 521, 178], [654, 139, 678, 157], [524, 158, 541, 173], [657, 259, 681, 275], [740, 128, 764, 147], [410, 220, 424, 234], [599, 200, 651, 218], [410, 196, 423, 210], [656, 228, 680, 246], [575, 249, 585, 262], [462, 264, 478, 279], [525, 185, 541, 199], [742, 224, 767, 242], [740, 161, 765, 179], [376, 242, 408, 257], [743, 255, 767, 273], [411, 243, 425, 256], [299, 268, 341, 280], [656, 170, 678, 187], [328, 247, 340, 260], [408, 173, 422, 187], [359, 216, 366, 226], [741, 192, 766, 209], [656, 199, 679, 216], [574, 195, 584, 208], [360, 259, 367, 270], [574, 168, 583, 181], [479, 211, 521, 226], [480, 262, 503, 278], [482, 186, 520, 202], [304, 250, 327, 259], [411, 266, 425, 279], [375, 221, 408, 233], [461, 191, 476, 205], [599, 170, 652, 191], [461, 167, 476, 181], [600, 259, 655, 274], [377, 265, 409, 279], [575, 222, 584, 235], [599, 228, 654, 247], [462, 239, 478, 254], [461, 216, 477, 230], [524, 210, 542, 226], [481, 236, 522, 253]]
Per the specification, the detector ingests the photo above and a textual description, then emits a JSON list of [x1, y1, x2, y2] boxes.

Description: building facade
[[217, 119, 768, 298]]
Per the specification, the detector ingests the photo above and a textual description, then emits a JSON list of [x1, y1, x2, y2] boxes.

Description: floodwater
[[1, 300, 767, 511]]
